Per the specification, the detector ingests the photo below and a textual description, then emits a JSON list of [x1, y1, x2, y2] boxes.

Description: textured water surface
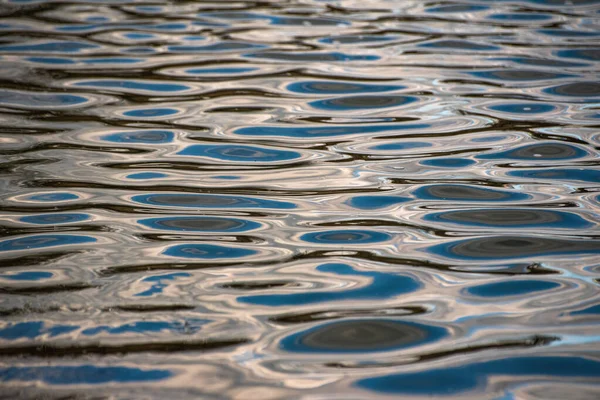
[[0, 0, 599, 399]]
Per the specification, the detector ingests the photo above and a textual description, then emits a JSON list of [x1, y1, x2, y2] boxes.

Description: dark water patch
[[543, 82, 600, 98], [427, 4, 489, 12], [0, 271, 53, 281], [177, 144, 301, 162], [413, 185, 531, 202], [239, 263, 419, 306], [487, 103, 557, 114], [488, 13, 553, 21], [101, 130, 174, 143], [19, 213, 90, 225], [0, 40, 98, 53], [162, 243, 257, 259], [496, 56, 590, 68], [0, 365, 173, 384], [428, 236, 600, 260], [556, 48, 600, 61], [169, 42, 267, 53], [347, 195, 411, 209], [286, 81, 405, 95], [309, 95, 418, 111], [0, 89, 91, 109], [319, 35, 398, 45], [538, 29, 600, 38], [357, 356, 600, 395], [300, 230, 391, 244], [235, 123, 429, 138], [479, 142, 588, 160], [122, 108, 180, 118], [132, 194, 296, 209], [245, 51, 380, 62], [138, 217, 260, 232], [508, 169, 600, 183], [469, 70, 572, 81], [420, 158, 476, 168], [81, 319, 208, 336], [418, 40, 500, 51], [371, 142, 432, 151], [424, 209, 593, 229], [74, 80, 191, 93], [0, 235, 96, 252], [279, 319, 447, 353], [127, 172, 168, 180], [183, 67, 259, 75], [571, 303, 600, 316], [465, 279, 561, 297], [270, 306, 428, 324]]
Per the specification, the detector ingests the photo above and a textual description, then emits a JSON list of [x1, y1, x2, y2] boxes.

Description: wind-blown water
[[0, 0, 599, 398]]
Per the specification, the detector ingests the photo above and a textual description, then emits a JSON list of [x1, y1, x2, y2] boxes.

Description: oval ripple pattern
[[0, 1, 599, 399]]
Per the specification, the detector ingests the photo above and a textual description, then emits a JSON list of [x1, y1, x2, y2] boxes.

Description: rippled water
[[0, 0, 599, 398]]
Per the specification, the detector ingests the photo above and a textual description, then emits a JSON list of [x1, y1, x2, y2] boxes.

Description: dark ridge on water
[[0, 0, 599, 398]]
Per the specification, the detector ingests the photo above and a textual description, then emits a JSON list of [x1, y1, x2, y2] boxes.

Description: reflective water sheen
[[0, 0, 599, 398]]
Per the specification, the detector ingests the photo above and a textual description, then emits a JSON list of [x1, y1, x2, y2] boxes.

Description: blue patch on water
[[300, 230, 391, 244], [126, 172, 168, 180], [239, 263, 420, 306], [488, 13, 553, 20], [556, 48, 600, 61], [286, 81, 405, 94], [170, 42, 267, 52], [0, 90, 89, 108], [508, 169, 600, 183], [135, 272, 191, 297], [20, 213, 89, 225], [0, 321, 78, 340], [413, 185, 530, 202], [244, 51, 380, 62], [163, 244, 257, 259], [26, 57, 75, 64], [0, 365, 172, 384], [0, 271, 53, 281], [572, 303, 600, 315], [357, 356, 600, 395], [538, 29, 600, 37], [423, 209, 593, 229], [428, 236, 600, 260], [543, 82, 600, 98], [124, 33, 156, 40], [309, 95, 418, 110], [279, 318, 446, 353], [132, 193, 296, 209], [347, 195, 411, 209], [319, 35, 397, 44], [0, 41, 98, 53], [479, 142, 587, 160], [420, 158, 476, 168], [371, 141, 432, 151], [214, 175, 240, 180], [83, 57, 142, 64], [139, 216, 260, 232], [427, 4, 489, 12], [419, 40, 500, 51], [466, 279, 560, 297], [185, 67, 258, 74], [82, 320, 206, 336], [0, 235, 96, 252], [488, 103, 556, 114], [74, 80, 190, 92], [469, 70, 571, 81], [101, 130, 174, 144], [27, 192, 79, 202], [123, 108, 179, 118], [235, 123, 429, 138], [178, 144, 301, 162]]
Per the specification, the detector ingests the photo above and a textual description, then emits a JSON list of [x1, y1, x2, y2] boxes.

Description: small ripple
[[244, 51, 379, 62], [478, 142, 589, 160], [121, 107, 181, 119], [486, 102, 557, 114], [469, 70, 573, 81], [418, 40, 500, 51], [235, 123, 429, 138], [286, 81, 405, 95], [508, 169, 600, 183], [177, 144, 302, 163], [0, 234, 96, 252], [543, 82, 600, 99], [100, 130, 175, 144], [423, 209, 594, 229], [428, 236, 600, 261], [420, 158, 476, 168], [138, 217, 261, 232], [413, 184, 531, 202], [126, 172, 168, 180], [308, 95, 418, 111], [556, 48, 600, 61], [0, 89, 95, 110], [279, 319, 447, 353], [72, 79, 193, 94], [347, 195, 411, 210], [19, 213, 90, 225], [300, 230, 391, 244], [465, 279, 561, 297], [131, 193, 296, 209], [162, 243, 257, 259]]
